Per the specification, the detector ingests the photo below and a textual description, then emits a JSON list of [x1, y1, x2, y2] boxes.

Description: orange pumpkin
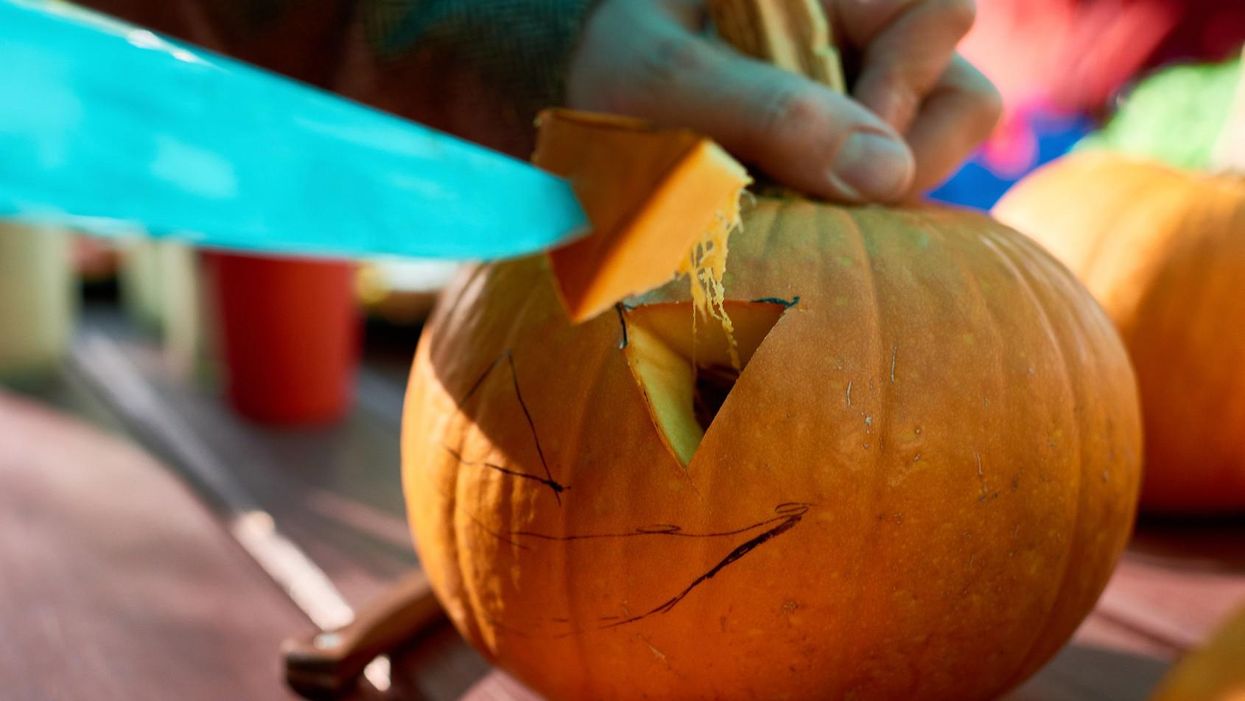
[[402, 179, 1142, 697], [995, 151, 1245, 512]]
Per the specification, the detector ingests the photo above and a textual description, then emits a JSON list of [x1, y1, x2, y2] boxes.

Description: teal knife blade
[[0, 0, 589, 260]]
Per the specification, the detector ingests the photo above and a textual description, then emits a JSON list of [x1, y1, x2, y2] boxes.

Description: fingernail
[[830, 130, 913, 202]]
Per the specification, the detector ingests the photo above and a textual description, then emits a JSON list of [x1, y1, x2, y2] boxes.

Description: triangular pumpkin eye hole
[[622, 301, 788, 466]]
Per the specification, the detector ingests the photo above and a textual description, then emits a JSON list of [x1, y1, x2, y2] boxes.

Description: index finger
[[825, 0, 977, 131]]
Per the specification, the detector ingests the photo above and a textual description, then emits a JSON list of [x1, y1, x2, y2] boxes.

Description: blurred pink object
[[961, 0, 1245, 173], [971, 1, 1177, 112]]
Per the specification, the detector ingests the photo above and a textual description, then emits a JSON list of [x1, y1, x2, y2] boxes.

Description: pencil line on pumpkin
[[521, 503, 813, 638], [461, 350, 507, 404], [454, 349, 565, 503], [505, 351, 561, 506], [508, 504, 809, 542], [442, 445, 567, 495], [596, 502, 811, 630]]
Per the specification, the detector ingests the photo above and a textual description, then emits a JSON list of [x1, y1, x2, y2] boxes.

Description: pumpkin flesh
[[623, 301, 786, 465], [533, 110, 750, 324]]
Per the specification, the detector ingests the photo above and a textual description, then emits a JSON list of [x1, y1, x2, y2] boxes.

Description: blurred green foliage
[[1079, 55, 1240, 170]]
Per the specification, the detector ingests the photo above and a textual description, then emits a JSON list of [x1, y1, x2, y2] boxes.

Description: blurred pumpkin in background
[[994, 60, 1245, 510], [997, 154, 1245, 512]]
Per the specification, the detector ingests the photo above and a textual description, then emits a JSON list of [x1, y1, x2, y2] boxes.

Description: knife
[[0, 0, 588, 260]]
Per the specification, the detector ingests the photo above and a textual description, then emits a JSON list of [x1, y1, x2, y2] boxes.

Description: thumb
[[574, 29, 915, 202]]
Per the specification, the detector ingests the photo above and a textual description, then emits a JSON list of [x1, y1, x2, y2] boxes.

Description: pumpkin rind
[[402, 198, 1141, 700], [996, 150, 1245, 512]]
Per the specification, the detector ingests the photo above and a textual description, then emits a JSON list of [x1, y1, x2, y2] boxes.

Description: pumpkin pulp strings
[[680, 210, 742, 372], [683, 0, 848, 377]]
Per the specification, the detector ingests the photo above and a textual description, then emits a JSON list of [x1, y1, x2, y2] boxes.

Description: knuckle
[[932, 0, 977, 36], [956, 62, 1003, 131], [978, 79, 1004, 122], [759, 86, 827, 137], [632, 33, 709, 97], [973, 83, 1004, 134]]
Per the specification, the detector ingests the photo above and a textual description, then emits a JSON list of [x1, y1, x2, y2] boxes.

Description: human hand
[[567, 0, 1001, 203]]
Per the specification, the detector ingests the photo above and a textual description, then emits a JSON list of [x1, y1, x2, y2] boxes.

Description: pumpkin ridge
[[978, 228, 1088, 681], [444, 416, 487, 653], [837, 204, 898, 691]]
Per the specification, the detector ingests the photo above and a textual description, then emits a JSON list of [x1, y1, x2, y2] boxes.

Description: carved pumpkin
[[995, 150, 1245, 512], [401, 127, 1142, 697]]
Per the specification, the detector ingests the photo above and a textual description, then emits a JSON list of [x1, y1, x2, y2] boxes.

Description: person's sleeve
[[73, 1, 360, 86], [346, 0, 601, 151], [77, 0, 602, 154]]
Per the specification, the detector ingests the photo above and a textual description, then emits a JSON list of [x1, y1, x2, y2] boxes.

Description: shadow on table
[[1006, 642, 1170, 701], [378, 622, 492, 701], [395, 640, 1171, 701]]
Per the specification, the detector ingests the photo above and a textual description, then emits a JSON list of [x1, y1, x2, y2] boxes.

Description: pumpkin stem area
[[623, 302, 786, 466]]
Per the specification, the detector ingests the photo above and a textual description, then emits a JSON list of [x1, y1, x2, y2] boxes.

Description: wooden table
[[3, 309, 1243, 700]]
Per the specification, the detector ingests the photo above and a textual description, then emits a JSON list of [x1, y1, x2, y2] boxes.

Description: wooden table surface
[[0, 391, 306, 700], [3, 309, 1244, 701]]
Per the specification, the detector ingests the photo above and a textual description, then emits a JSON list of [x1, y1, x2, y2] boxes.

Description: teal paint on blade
[[0, 0, 588, 260]]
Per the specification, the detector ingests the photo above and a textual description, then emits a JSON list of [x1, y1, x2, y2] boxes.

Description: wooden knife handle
[[708, 0, 846, 92], [282, 569, 445, 699]]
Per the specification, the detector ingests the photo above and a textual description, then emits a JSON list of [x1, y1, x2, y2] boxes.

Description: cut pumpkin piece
[[623, 301, 787, 466], [532, 110, 751, 323]]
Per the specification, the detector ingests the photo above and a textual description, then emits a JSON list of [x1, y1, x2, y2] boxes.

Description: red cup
[[202, 251, 359, 425]]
